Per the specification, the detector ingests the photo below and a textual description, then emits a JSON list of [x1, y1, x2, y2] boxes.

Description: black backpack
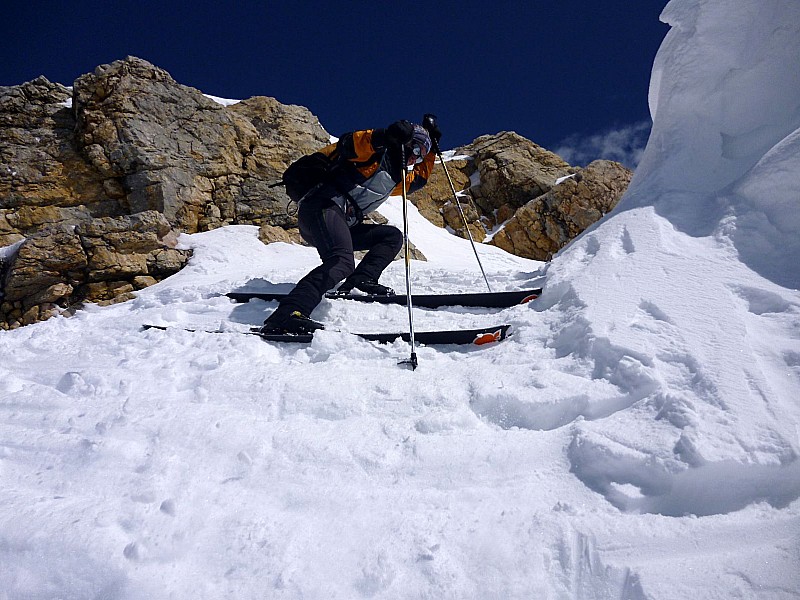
[[281, 152, 336, 203]]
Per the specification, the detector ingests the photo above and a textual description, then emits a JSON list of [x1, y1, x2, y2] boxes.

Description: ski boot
[[335, 274, 395, 296], [259, 310, 325, 335]]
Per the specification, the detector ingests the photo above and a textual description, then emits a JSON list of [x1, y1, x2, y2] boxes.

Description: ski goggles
[[406, 142, 426, 164], [406, 125, 432, 164]]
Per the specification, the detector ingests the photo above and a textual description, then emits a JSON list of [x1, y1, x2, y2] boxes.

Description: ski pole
[[423, 114, 492, 292], [399, 144, 418, 370]]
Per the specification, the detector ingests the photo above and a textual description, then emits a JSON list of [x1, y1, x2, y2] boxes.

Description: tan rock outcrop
[[0, 211, 190, 329], [0, 57, 633, 328], [470, 131, 575, 214], [490, 160, 633, 260], [0, 57, 332, 326], [72, 56, 330, 233], [0, 76, 112, 246]]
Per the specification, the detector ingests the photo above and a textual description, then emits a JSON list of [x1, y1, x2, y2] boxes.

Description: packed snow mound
[[621, 0, 800, 288], [543, 0, 800, 518]]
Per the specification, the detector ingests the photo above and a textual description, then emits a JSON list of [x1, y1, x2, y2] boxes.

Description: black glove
[[422, 113, 442, 147], [385, 120, 415, 147]]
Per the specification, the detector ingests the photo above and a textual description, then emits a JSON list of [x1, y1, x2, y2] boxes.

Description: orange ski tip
[[520, 294, 539, 304], [473, 329, 503, 345]]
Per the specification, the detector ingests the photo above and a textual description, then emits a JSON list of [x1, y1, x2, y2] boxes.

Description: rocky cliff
[[0, 56, 631, 329], [412, 132, 632, 260]]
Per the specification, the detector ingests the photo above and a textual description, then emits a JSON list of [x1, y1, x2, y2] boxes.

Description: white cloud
[[554, 121, 651, 169]]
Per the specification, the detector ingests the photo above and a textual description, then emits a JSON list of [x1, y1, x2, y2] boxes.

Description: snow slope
[[1, 0, 799, 598]]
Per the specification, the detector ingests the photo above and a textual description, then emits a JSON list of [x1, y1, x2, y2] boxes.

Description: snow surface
[[2, 0, 800, 598], [203, 94, 240, 107]]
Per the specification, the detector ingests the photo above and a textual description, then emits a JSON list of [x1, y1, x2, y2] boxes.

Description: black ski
[[255, 324, 510, 345], [225, 288, 541, 308], [143, 323, 511, 346]]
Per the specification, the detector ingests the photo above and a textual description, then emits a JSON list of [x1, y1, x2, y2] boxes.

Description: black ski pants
[[267, 197, 403, 322]]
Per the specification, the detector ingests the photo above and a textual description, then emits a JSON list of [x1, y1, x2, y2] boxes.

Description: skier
[[260, 118, 442, 335]]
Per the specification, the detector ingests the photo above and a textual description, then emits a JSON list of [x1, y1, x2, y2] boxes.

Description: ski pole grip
[[422, 113, 441, 154]]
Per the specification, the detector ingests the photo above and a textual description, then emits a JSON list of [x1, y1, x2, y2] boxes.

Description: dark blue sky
[[2, 1, 669, 165]]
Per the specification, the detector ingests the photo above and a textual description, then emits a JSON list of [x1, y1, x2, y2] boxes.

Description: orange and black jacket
[[315, 128, 435, 226]]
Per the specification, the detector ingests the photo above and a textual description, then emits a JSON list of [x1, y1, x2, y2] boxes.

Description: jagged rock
[[408, 134, 630, 260], [72, 56, 330, 232], [0, 57, 333, 327], [82, 281, 136, 305], [1, 225, 86, 327], [76, 211, 190, 282], [411, 134, 576, 242], [132, 275, 158, 289], [230, 96, 331, 168], [259, 223, 302, 245], [2, 225, 87, 305], [470, 131, 575, 213], [410, 156, 471, 229], [0, 57, 631, 329], [0, 76, 112, 246], [490, 160, 633, 260], [0, 211, 190, 329]]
